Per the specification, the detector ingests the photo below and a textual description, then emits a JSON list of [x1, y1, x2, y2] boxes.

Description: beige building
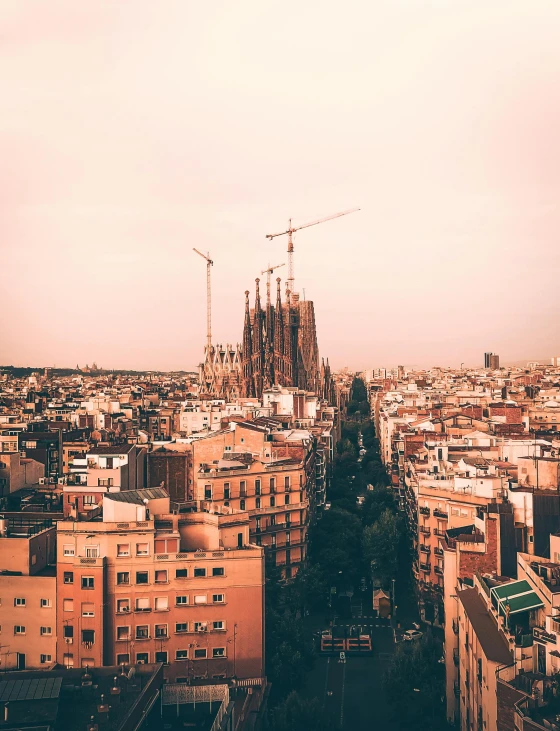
[[0, 451, 45, 497], [56, 488, 265, 682], [0, 515, 57, 670]]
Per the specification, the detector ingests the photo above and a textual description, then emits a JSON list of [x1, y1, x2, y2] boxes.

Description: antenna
[[266, 208, 360, 301], [193, 249, 213, 350]]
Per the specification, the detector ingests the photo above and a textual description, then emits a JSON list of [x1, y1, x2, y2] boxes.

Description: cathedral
[[199, 278, 334, 402]]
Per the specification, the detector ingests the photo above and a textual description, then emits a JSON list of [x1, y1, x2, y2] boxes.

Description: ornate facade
[[199, 278, 334, 403]]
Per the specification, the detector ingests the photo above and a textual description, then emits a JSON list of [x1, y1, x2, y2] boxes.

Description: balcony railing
[[453, 648, 459, 666], [419, 545, 431, 554], [434, 547, 444, 556], [433, 509, 448, 519], [452, 620, 459, 635], [433, 528, 446, 537], [419, 562, 431, 572], [419, 526, 431, 535], [434, 566, 444, 576], [419, 506, 430, 516]]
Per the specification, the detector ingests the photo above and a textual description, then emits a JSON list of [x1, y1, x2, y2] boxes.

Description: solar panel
[[0, 677, 62, 702]]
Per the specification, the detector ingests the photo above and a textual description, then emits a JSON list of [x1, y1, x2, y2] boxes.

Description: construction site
[[194, 208, 359, 401]]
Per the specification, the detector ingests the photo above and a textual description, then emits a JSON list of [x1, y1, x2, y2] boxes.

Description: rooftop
[[458, 588, 512, 665]]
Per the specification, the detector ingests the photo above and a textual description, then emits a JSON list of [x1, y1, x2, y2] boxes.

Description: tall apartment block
[[56, 488, 264, 682]]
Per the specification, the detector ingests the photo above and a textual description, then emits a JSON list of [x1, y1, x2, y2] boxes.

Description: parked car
[[339, 652, 346, 664], [403, 629, 423, 642]]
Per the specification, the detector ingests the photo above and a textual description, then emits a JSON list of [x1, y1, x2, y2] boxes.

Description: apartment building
[[0, 515, 57, 670], [56, 488, 264, 681], [192, 420, 316, 578], [0, 451, 44, 496]]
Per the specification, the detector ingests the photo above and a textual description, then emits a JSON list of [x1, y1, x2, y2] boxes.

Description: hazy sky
[[2, 0, 559, 372]]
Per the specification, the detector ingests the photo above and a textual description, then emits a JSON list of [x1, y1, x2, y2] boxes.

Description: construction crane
[[193, 248, 213, 350], [266, 207, 360, 299], [261, 262, 285, 306]]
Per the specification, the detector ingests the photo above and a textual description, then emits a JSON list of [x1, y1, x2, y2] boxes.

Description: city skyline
[[2, 0, 560, 370]]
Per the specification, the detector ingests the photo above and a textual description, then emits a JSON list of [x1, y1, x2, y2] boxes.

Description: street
[[304, 607, 397, 730]]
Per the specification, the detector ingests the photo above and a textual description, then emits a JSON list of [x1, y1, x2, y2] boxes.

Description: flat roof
[[458, 588, 512, 665]]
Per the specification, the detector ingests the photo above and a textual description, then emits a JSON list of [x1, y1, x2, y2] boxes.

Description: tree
[[266, 608, 315, 699], [361, 486, 397, 527], [384, 633, 448, 730], [268, 691, 339, 731], [363, 509, 401, 587]]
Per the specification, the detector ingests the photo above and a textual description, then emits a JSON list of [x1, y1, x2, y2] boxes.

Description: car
[[403, 629, 423, 642], [339, 651, 346, 663], [356, 496, 365, 506], [325, 502, 332, 511]]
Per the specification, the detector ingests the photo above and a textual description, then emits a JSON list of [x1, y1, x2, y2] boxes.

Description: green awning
[[491, 580, 544, 617]]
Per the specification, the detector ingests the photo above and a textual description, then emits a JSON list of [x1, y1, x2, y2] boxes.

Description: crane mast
[[193, 248, 213, 350], [261, 262, 285, 306], [266, 207, 360, 301]]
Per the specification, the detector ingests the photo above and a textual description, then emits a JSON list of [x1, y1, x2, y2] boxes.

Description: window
[[40, 626, 52, 635], [256, 497, 261, 509], [117, 653, 130, 665], [212, 567, 224, 577], [270, 514, 276, 527], [136, 571, 149, 585], [224, 483, 230, 499], [136, 652, 149, 664], [155, 651, 168, 664], [117, 572, 130, 585], [240, 480, 247, 496], [194, 568, 206, 578], [270, 496, 275, 507], [117, 599, 130, 614], [284, 494, 290, 505], [284, 476, 290, 490], [204, 485, 212, 500], [155, 570, 168, 584], [270, 477, 276, 493], [255, 480, 261, 495], [176, 568, 188, 579], [85, 546, 99, 558], [194, 595, 207, 605], [83, 495, 96, 506], [176, 596, 188, 606], [40, 598, 52, 607], [63, 599, 73, 612], [213, 647, 225, 657], [40, 654, 52, 663], [136, 626, 149, 639], [155, 624, 168, 638], [213, 621, 225, 631], [176, 622, 188, 633], [154, 596, 168, 611], [63, 625, 74, 639], [63, 572, 74, 584], [14, 626, 25, 635], [81, 577, 94, 590], [135, 598, 150, 612], [82, 603, 95, 617], [240, 499, 246, 510], [212, 594, 225, 604], [117, 626, 130, 640], [136, 543, 149, 556], [176, 649, 188, 660], [117, 544, 130, 557], [82, 629, 95, 645], [14, 598, 26, 607], [194, 648, 207, 659]]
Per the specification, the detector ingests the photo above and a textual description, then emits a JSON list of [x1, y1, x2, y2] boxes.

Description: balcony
[[419, 545, 431, 555], [454, 682, 460, 698], [419, 562, 431, 572], [452, 620, 459, 635], [434, 509, 448, 520], [434, 547, 444, 556], [419, 506, 430, 516], [453, 648, 459, 666], [433, 528, 446, 537], [434, 566, 444, 576], [419, 526, 431, 536]]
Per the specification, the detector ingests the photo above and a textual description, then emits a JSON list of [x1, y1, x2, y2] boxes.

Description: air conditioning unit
[[197, 624, 208, 633], [39, 478, 46, 485]]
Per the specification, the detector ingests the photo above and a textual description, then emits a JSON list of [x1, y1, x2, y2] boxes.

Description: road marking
[[322, 656, 330, 708], [340, 658, 347, 728]]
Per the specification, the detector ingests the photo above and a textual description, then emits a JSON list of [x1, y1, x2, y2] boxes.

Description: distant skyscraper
[[484, 352, 492, 368]]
